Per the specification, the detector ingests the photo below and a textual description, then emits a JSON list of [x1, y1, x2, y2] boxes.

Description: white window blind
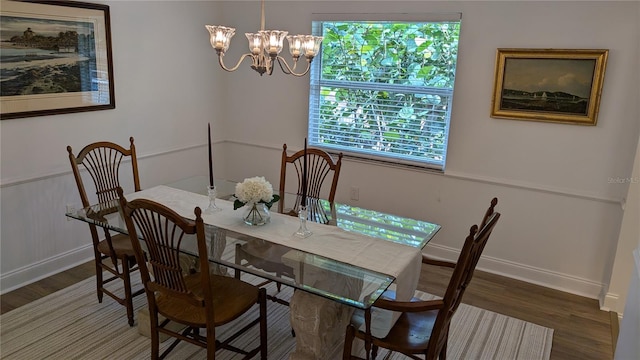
[[308, 14, 461, 170]]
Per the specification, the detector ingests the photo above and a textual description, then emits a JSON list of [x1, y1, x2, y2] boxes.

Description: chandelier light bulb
[[205, 25, 235, 53], [263, 30, 288, 56], [302, 35, 323, 59], [287, 35, 304, 58], [246, 33, 263, 55]]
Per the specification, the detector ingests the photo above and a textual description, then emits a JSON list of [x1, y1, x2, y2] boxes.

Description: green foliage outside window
[[309, 21, 460, 168]]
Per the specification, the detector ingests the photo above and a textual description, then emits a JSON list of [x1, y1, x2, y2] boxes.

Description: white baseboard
[[601, 292, 625, 320], [601, 293, 619, 313], [0, 244, 94, 294], [424, 243, 604, 300]]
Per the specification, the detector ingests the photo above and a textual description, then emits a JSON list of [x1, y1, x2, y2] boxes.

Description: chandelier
[[205, 0, 323, 77]]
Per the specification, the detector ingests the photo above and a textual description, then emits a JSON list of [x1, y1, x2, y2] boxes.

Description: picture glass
[[0, 0, 114, 120], [501, 58, 596, 116]]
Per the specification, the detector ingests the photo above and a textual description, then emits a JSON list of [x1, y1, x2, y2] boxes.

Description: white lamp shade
[[261, 30, 288, 55], [206, 25, 235, 53]]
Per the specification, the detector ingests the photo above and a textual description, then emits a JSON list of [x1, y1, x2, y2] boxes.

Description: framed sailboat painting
[[491, 48, 608, 125]]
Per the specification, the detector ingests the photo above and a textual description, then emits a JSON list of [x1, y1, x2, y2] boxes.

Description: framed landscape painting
[[0, 0, 115, 120], [491, 48, 608, 125]]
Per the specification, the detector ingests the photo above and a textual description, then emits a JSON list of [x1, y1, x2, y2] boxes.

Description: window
[[308, 15, 461, 170]]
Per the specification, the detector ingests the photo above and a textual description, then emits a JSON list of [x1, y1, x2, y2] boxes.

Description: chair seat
[[351, 291, 438, 353], [157, 273, 260, 327], [96, 233, 137, 258], [382, 311, 438, 352]]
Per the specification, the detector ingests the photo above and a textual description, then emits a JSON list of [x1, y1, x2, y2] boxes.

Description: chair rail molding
[[226, 140, 623, 206], [0, 141, 216, 188]]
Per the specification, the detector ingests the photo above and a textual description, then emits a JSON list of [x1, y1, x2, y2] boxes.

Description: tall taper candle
[[208, 123, 214, 187], [302, 138, 307, 207]]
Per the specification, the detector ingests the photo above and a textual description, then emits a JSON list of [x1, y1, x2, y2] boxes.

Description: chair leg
[[122, 256, 135, 326], [439, 333, 448, 360], [343, 325, 354, 359], [234, 244, 242, 280], [259, 288, 268, 360], [206, 324, 216, 360], [150, 309, 160, 360], [95, 256, 104, 303]]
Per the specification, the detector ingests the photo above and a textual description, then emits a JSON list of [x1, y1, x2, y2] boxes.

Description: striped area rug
[[0, 272, 553, 360]]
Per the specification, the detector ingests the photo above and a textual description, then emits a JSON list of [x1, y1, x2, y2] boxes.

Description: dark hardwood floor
[[419, 265, 616, 360], [1, 260, 616, 360], [1, 261, 96, 315]]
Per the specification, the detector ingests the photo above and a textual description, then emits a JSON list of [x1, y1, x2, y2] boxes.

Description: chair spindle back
[[67, 137, 140, 208], [119, 189, 209, 307], [430, 211, 501, 358], [279, 143, 343, 224]]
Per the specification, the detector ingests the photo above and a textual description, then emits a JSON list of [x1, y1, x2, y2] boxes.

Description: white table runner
[[126, 185, 422, 337]]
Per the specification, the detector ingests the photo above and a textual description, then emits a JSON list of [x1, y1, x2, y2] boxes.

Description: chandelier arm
[[276, 57, 292, 75], [267, 59, 275, 76], [217, 53, 256, 72], [275, 56, 312, 77]]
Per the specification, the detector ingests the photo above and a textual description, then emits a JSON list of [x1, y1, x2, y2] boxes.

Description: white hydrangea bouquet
[[233, 176, 280, 210]]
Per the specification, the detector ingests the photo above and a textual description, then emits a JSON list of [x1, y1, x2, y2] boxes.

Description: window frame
[[308, 13, 462, 171]]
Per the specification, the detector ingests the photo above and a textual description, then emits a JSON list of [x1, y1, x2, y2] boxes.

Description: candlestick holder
[[294, 205, 312, 238], [205, 185, 222, 213]]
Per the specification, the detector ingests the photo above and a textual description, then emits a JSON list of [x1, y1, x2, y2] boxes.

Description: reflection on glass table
[[166, 175, 440, 249]]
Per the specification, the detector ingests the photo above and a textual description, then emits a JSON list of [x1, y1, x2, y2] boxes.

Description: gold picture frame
[[490, 48, 608, 125]]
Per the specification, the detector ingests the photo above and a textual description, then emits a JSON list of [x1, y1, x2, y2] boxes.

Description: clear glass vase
[[243, 202, 270, 226]]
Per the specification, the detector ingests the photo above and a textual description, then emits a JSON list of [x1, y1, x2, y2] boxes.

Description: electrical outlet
[[350, 186, 359, 201]]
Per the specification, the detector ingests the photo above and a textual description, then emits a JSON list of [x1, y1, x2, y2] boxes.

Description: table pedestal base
[[289, 290, 354, 360]]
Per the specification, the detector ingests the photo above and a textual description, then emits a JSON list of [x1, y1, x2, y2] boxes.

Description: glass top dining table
[[65, 176, 441, 310]]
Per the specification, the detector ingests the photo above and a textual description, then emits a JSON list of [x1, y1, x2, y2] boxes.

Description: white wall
[[1, 0, 639, 311], [604, 0, 640, 316], [614, 249, 640, 360], [605, 133, 640, 315], [0, 1, 226, 290]]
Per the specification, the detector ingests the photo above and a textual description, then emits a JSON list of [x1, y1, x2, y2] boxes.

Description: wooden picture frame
[[490, 48, 608, 125], [1, 0, 115, 120]]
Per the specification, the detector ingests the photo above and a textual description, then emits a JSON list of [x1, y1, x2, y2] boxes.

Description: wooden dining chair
[[118, 188, 268, 360], [278, 143, 343, 225], [67, 137, 144, 326], [343, 201, 501, 360]]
